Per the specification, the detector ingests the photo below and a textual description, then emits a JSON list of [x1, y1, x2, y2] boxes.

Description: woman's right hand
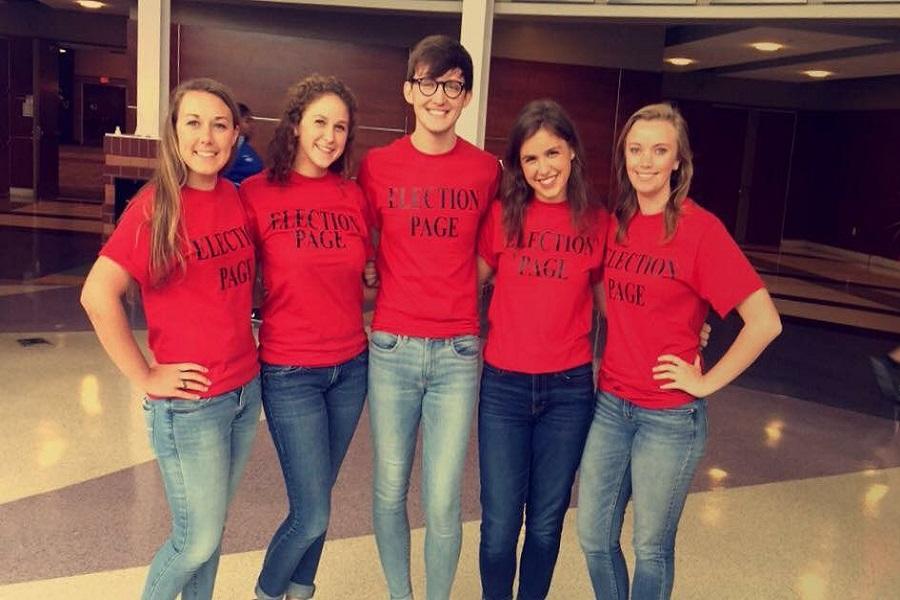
[[142, 362, 211, 400]]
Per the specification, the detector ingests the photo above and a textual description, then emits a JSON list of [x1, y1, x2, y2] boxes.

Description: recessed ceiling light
[[803, 70, 833, 79], [58, 48, 67, 54], [750, 42, 784, 52], [76, 0, 105, 8], [665, 57, 696, 67]]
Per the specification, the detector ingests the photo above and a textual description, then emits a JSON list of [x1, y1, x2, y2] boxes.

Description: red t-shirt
[[100, 179, 259, 397], [599, 199, 764, 408], [479, 200, 605, 373], [240, 171, 371, 366], [357, 135, 500, 337]]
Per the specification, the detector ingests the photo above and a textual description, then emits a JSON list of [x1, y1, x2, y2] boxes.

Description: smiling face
[[175, 90, 238, 190], [293, 93, 350, 178], [403, 66, 471, 142], [624, 118, 681, 210], [519, 127, 575, 204]]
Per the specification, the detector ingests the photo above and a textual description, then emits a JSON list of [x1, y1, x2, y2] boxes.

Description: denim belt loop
[[621, 395, 633, 420]]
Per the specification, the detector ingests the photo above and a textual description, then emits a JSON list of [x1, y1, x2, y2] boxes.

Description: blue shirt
[[224, 136, 264, 185]]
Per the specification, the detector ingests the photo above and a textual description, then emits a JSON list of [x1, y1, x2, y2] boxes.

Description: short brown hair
[[406, 35, 473, 91]]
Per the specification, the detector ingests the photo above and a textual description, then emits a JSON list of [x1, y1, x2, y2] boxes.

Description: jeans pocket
[[450, 334, 481, 359], [662, 398, 705, 417], [142, 397, 155, 444], [370, 330, 401, 352]]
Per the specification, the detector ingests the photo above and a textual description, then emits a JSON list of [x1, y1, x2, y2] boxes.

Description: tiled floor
[[1, 226, 898, 599]]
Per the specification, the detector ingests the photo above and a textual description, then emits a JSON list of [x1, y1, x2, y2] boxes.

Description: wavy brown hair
[[501, 99, 598, 246], [612, 102, 693, 244], [148, 78, 239, 286], [267, 75, 358, 183]]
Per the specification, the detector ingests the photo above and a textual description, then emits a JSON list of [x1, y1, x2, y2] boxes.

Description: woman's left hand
[[653, 354, 708, 397], [699, 322, 711, 349], [363, 260, 379, 288]]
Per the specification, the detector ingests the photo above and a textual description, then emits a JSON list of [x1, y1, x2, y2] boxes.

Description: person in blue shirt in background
[[226, 103, 266, 322], [225, 102, 264, 186]]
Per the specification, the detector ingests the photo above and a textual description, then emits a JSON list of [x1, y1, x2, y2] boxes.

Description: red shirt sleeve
[[478, 202, 500, 271], [589, 210, 608, 285], [99, 190, 152, 287], [356, 155, 381, 232], [488, 160, 502, 203], [349, 181, 376, 262], [237, 182, 263, 247], [691, 217, 764, 317]]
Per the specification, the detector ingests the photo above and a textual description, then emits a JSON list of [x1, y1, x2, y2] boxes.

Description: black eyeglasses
[[409, 77, 466, 99]]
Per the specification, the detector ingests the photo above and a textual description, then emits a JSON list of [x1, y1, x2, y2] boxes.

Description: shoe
[[870, 354, 900, 405]]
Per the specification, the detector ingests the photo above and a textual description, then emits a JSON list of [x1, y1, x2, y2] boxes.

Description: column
[[135, 0, 170, 137], [457, 0, 494, 149]]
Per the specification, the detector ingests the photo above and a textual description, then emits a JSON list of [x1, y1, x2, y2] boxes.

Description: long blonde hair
[[148, 78, 240, 286], [612, 102, 693, 244]]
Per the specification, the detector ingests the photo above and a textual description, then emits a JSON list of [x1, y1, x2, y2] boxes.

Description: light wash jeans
[[141, 374, 261, 600], [255, 351, 368, 600], [478, 362, 594, 600], [577, 391, 707, 600], [368, 331, 481, 600]]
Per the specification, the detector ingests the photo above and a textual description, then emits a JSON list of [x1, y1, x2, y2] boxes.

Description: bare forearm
[[699, 319, 780, 396], [83, 297, 150, 387], [654, 288, 781, 398]]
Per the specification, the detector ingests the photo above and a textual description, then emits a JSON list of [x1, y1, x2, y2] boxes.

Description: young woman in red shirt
[[577, 103, 782, 600], [239, 75, 372, 600], [476, 99, 605, 600], [80, 78, 261, 600]]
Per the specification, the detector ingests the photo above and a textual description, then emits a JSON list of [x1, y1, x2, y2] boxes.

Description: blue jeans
[[255, 351, 368, 600], [141, 375, 262, 600], [368, 331, 481, 600], [577, 391, 708, 600], [478, 362, 594, 600]]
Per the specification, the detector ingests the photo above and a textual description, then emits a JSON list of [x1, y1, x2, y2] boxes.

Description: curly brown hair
[[267, 74, 358, 183]]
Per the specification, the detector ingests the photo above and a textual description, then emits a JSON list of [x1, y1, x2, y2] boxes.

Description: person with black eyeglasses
[[408, 77, 466, 99], [357, 34, 501, 600]]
